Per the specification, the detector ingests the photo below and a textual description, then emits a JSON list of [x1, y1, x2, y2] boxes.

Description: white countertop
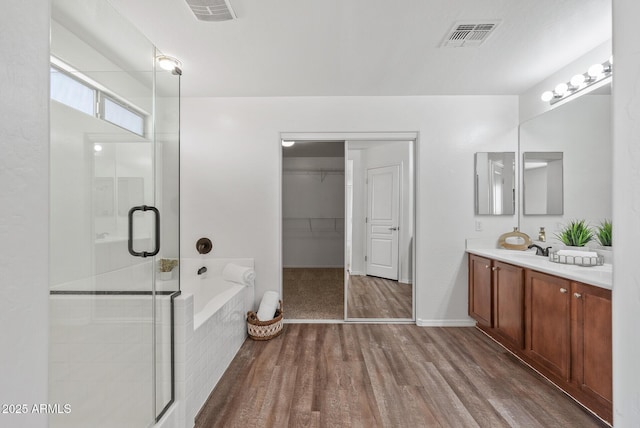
[[466, 248, 612, 290]]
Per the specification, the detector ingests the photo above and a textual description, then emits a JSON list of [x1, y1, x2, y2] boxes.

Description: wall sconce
[[541, 57, 612, 105]]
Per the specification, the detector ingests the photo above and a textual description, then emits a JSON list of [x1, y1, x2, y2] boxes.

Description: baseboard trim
[[416, 319, 476, 327]]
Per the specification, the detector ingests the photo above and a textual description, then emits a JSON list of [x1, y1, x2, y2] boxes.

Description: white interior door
[[366, 165, 400, 280]]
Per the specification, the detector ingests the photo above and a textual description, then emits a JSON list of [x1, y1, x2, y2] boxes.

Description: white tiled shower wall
[[173, 284, 253, 428], [49, 293, 173, 428]]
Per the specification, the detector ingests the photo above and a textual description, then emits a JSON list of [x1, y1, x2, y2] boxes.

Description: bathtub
[[182, 271, 247, 329], [166, 258, 255, 428]]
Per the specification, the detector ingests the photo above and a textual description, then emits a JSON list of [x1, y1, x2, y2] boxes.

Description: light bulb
[[156, 55, 182, 72], [588, 63, 604, 77], [281, 140, 295, 147], [94, 144, 103, 152], [609, 55, 613, 65], [554, 83, 569, 96], [541, 91, 554, 102], [570, 74, 586, 87]]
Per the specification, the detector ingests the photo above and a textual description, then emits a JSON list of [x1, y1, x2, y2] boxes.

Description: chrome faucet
[[197, 266, 207, 275], [528, 244, 552, 257]]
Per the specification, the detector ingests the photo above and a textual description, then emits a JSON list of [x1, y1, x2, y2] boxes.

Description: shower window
[[101, 96, 145, 136], [50, 66, 96, 116], [50, 60, 148, 137]]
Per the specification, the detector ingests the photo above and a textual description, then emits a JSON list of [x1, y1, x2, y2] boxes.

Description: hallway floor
[[195, 324, 606, 427], [347, 275, 412, 319]]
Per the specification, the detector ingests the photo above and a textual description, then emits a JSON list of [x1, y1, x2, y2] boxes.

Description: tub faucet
[[528, 244, 552, 257], [197, 266, 207, 275]]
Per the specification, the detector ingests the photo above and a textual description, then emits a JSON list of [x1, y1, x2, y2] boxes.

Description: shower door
[[49, 1, 180, 427]]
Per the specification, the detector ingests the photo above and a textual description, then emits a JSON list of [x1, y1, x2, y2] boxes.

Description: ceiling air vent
[[441, 21, 500, 47], [184, 0, 237, 21]]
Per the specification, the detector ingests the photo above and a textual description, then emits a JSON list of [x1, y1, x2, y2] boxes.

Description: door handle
[[128, 205, 160, 258], [388, 227, 398, 231]]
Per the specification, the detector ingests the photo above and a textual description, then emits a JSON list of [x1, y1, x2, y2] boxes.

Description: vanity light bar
[[540, 58, 612, 105]]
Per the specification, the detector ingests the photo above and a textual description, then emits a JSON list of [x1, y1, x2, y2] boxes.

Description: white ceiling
[[108, 0, 611, 98]]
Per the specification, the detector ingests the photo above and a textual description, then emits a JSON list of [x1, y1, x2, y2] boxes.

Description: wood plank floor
[[195, 325, 607, 428], [347, 275, 412, 319]]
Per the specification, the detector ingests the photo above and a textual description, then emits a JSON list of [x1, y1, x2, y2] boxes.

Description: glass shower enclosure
[[49, 0, 180, 426]]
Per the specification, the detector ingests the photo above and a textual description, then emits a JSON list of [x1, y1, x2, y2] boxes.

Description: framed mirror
[[474, 152, 515, 215], [346, 140, 414, 321], [523, 152, 563, 215], [519, 87, 611, 239]]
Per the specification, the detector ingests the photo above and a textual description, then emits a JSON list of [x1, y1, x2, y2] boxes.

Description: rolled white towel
[[557, 250, 598, 258], [256, 291, 279, 321], [222, 263, 255, 286]]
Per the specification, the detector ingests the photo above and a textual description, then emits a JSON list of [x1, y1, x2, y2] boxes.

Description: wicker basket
[[246, 300, 283, 341]]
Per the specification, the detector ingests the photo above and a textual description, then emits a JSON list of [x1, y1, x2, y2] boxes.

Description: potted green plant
[[159, 258, 178, 280], [596, 219, 612, 247], [555, 219, 594, 248]]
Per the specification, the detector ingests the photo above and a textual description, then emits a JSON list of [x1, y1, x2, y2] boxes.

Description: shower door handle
[[128, 205, 160, 258]]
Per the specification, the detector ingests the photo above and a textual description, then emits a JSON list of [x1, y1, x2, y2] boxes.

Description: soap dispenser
[[538, 227, 546, 242]]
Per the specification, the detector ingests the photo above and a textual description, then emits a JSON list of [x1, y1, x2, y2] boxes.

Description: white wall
[[0, 2, 50, 427], [181, 96, 518, 321], [612, 0, 640, 425]]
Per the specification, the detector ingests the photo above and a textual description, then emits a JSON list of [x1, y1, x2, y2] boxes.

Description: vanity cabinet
[[468, 255, 524, 346], [467, 253, 612, 425], [493, 261, 524, 349], [571, 281, 612, 419], [525, 270, 571, 381], [468, 254, 493, 328]]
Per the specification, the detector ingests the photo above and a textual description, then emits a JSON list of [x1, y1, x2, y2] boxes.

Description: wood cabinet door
[[468, 254, 492, 328], [571, 281, 612, 407], [493, 261, 524, 349], [525, 270, 571, 381]]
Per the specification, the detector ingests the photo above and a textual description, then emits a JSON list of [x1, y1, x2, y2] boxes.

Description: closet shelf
[[282, 168, 344, 182], [283, 217, 345, 234]]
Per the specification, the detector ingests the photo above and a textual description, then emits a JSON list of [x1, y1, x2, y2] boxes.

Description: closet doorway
[[281, 140, 345, 320], [280, 132, 416, 323]]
